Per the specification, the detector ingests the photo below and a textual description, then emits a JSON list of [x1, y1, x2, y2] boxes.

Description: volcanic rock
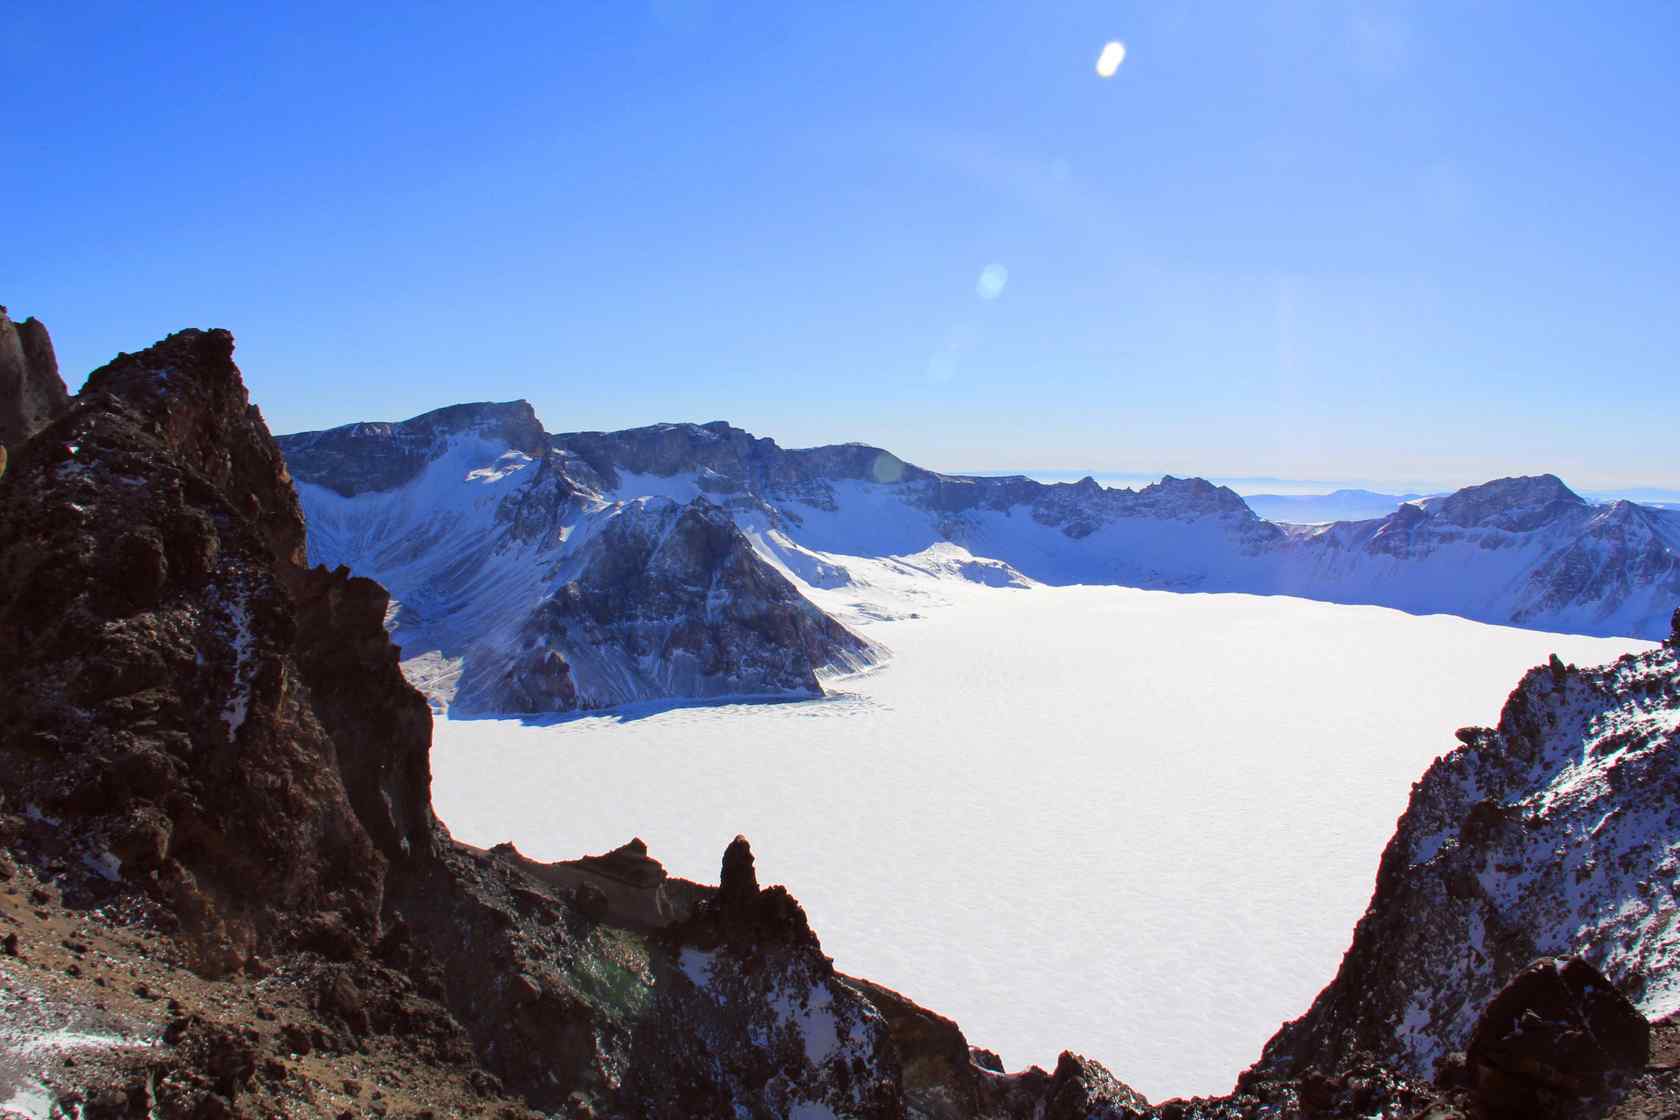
[[1464, 956, 1649, 1114], [0, 304, 69, 450]]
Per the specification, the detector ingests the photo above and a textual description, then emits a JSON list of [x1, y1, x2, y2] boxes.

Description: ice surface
[[430, 581, 1650, 1101]]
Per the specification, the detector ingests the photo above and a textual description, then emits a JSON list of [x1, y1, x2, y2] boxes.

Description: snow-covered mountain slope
[[1257, 622, 1680, 1083], [1266, 476, 1680, 637], [553, 420, 1680, 639], [278, 405, 877, 715], [279, 405, 1680, 715]]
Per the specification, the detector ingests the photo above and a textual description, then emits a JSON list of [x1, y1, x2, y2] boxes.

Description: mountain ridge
[[279, 405, 1680, 701]]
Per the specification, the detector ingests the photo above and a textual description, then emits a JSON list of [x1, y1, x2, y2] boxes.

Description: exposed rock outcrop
[[0, 328, 418, 976], [0, 305, 70, 467], [1461, 956, 1650, 1117]]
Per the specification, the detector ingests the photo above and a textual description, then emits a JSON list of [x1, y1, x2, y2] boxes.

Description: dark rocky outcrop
[[0, 327, 412, 974], [0, 305, 70, 468], [1460, 956, 1650, 1116]]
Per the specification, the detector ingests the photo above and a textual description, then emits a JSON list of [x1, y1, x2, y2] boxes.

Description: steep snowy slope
[[278, 405, 877, 714]]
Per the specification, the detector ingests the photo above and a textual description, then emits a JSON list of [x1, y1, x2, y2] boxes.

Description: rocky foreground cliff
[[2, 319, 1678, 1119]]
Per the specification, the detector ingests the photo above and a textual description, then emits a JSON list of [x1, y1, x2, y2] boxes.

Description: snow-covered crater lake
[[430, 581, 1649, 1102]]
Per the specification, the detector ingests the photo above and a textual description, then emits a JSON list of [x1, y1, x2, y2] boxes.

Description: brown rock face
[[0, 305, 70, 451], [1465, 956, 1650, 1116], [0, 327, 430, 972]]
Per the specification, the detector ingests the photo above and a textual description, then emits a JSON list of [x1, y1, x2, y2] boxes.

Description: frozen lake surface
[[430, 582, 1649, 1101]]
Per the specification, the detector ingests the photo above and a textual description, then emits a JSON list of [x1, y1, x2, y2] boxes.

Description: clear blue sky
[[5, 2, 1677, 489]]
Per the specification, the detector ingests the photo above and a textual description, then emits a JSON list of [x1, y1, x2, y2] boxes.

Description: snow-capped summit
[[276, 410, 878, 715], [1420, 473, 1587, 531], [281, 399, 548, 497], [1279, 475, 1680, 636]]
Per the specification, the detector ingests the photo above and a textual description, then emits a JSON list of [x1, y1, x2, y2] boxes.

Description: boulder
[[1466, 956, 1649, 1115]]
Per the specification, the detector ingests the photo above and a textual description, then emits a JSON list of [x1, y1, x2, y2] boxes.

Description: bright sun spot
[[1096, 40, 1126, 78]]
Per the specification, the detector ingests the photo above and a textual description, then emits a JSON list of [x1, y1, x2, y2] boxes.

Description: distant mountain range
[[276, 400, 1680, 717]]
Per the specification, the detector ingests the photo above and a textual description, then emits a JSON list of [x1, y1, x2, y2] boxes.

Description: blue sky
[[5, 2, 1677, 489]]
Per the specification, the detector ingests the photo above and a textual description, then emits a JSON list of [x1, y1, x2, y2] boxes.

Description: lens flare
[[1096, 40, 1126, 78]]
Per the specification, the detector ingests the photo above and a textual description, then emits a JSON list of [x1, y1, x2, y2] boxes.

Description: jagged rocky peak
[[278, 398, 548, 497], [0, 324, 435, 977], [1133, 474, 1257, 516], [1426, 472, 1589, 531], [0, 303, 70, 454]]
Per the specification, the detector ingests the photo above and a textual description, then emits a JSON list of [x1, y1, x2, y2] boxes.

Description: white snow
[[786, 1103, 840, 1120], [1396, 994, 1434, 1069], [769, 981, 841, 1066], [215, 587, 260, 735], [0, 977, 157, 1120], [81, 849, 122, 882], [609, 470, 704, 504], [679, 947, 717, 991], [0, 1083, 53, 1120], [430, 579, 1650, 1102]]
